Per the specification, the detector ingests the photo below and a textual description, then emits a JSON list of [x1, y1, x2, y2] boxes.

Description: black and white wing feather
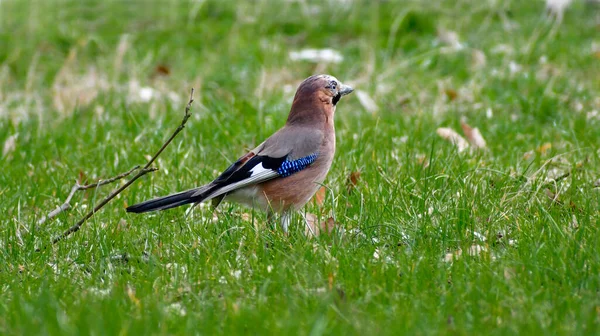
[[127, 152, 318, 213], [194, 153, 318, 199]]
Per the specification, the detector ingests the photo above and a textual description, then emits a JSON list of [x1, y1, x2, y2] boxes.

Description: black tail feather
[[127, 185, 212, 213]]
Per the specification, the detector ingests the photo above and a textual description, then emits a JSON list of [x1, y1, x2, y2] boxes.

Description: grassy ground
[[1, 0, 600, 334]]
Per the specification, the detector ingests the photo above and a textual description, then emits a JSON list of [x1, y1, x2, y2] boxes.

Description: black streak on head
[[332, 92, 341, 105]]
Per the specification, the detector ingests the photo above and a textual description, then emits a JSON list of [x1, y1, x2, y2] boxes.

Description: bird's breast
[[259, 128, 335, 212]]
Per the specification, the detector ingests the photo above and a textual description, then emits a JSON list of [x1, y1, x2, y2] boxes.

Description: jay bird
[[127, 74, 353, 232]]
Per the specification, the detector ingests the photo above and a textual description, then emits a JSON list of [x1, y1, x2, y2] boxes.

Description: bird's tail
[[126, 185, 213, 213]]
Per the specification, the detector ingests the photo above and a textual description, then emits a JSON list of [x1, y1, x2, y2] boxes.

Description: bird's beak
[[339, 84, 354, 96]]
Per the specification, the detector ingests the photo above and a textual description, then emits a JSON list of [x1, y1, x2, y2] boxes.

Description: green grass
[[1, 0, 600, 334]]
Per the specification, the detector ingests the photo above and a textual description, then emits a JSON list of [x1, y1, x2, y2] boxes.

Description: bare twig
[[51, 167, 158, 245], [38, 166, 141, 225], [46, 88, 195, 246], [79, 166, 143, 190]]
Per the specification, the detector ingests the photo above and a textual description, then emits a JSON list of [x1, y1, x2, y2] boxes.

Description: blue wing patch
[[277, 153, 318, 177]]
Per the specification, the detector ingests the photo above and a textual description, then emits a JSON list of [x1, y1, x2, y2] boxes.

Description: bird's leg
[[266, 211, 277, 230], [280, 212, 291, 234]]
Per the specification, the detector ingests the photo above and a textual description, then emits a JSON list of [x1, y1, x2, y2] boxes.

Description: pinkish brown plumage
[[127, 74, 353, 232]]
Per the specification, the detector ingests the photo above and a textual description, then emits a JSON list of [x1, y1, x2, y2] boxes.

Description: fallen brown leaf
[[569, 200, 579, 212], [304, 213, 336, 237], [322, 217, 336, 234], [346, 171, 361, 193], [460, 122, 487, 149], [437, 127, 469, 152], [154, 64, 171, 76], [78, 170, 89, 184], [444, 89, 458, 101]]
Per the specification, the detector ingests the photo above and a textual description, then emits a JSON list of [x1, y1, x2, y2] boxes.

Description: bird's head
[[287, 74, 353, 125]]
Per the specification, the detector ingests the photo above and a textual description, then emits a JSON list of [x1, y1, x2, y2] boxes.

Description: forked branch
[[38, 166, 141, 225], [45, 88, 195, 246]]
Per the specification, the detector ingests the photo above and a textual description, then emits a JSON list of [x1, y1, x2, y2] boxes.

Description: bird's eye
[[329, 81, 337, 90]]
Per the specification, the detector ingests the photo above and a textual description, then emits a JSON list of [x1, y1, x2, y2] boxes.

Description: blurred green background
[[1, 0, 599, 334]]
